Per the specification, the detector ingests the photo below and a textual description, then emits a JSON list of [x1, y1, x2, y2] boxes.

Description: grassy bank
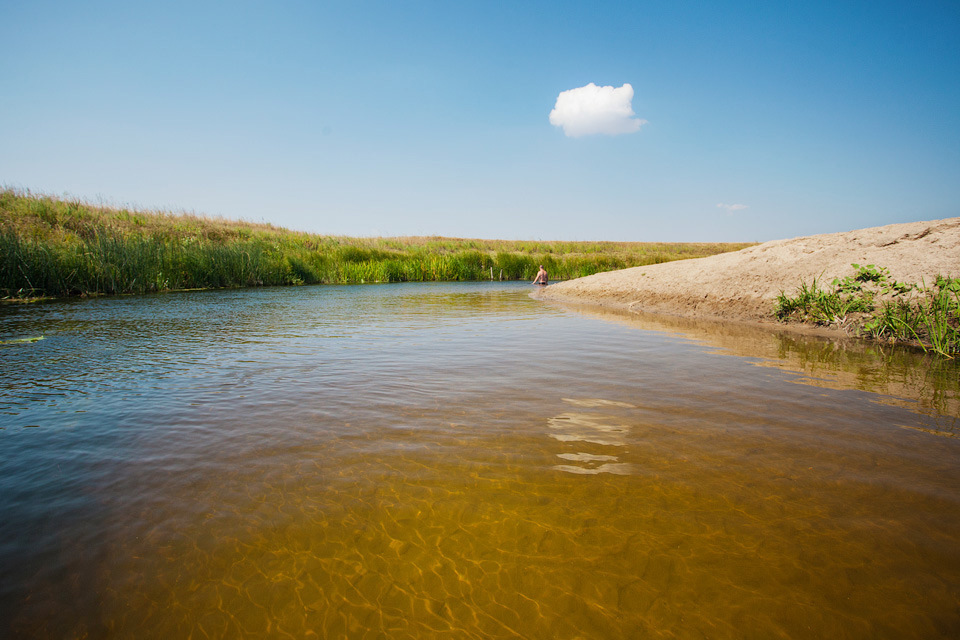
[[776, 264, 960, 357], [1, 189, 753, 300]]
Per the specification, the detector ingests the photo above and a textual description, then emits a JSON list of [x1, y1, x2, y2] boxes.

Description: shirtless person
[[532, 265, 548, 285]]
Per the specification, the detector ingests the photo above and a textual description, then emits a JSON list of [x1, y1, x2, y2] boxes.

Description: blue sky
[[2, 0, 958, 241]]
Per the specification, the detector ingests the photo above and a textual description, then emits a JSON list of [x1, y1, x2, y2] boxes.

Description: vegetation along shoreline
[[5, 188, 957, 356], [0, 188, 751, 301]]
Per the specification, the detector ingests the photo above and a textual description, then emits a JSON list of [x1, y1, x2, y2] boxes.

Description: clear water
[[1, 282, 958, 638]]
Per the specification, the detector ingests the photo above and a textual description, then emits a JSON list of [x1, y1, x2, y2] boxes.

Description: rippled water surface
[[1, 282, 959, 638]]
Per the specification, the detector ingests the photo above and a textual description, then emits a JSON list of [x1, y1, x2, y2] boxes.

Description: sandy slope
[[538, 217, 960, 327]]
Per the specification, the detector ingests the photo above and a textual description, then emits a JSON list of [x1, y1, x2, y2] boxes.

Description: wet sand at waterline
[[538, 217, 960, 330]]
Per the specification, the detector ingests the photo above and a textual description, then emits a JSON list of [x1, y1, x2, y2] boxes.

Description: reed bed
[[1, 188, 753, 300]]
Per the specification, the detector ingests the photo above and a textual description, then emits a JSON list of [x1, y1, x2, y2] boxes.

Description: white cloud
[[549, 83, 647, 137], [717, 203, 748, 212]]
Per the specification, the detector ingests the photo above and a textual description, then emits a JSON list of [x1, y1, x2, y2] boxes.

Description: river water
[[1, 282, 958, 638]]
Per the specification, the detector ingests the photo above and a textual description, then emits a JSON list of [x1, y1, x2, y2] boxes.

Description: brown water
[[1, 282, 958, 638]]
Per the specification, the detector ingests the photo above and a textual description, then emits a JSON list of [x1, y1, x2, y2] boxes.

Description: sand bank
[[537, 217, 960, 333]]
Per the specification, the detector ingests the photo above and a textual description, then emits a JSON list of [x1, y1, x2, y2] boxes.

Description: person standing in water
[[532, 265, 548, 285]]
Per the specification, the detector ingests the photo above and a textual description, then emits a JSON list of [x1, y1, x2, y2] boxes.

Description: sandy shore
[[538, 217, 960, 333]]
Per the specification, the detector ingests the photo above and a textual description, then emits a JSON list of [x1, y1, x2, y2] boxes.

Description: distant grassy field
[[1, 189, 754, 300]]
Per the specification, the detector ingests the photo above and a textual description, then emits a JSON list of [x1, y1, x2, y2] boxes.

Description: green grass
[[1, 188, 754, 300], [776, 264, 960, 357]]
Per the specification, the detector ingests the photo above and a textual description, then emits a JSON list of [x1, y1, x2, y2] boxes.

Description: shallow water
[[1, 282, 958, 638]]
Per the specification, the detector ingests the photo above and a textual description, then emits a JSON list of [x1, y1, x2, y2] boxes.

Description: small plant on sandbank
[[776, 264, 960, 357]]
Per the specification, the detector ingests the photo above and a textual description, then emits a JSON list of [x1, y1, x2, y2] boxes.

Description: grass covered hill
[[1, 189, 754, 300]]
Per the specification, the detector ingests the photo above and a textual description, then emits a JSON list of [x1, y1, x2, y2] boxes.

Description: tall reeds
[[1, 188, 753, 300]]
